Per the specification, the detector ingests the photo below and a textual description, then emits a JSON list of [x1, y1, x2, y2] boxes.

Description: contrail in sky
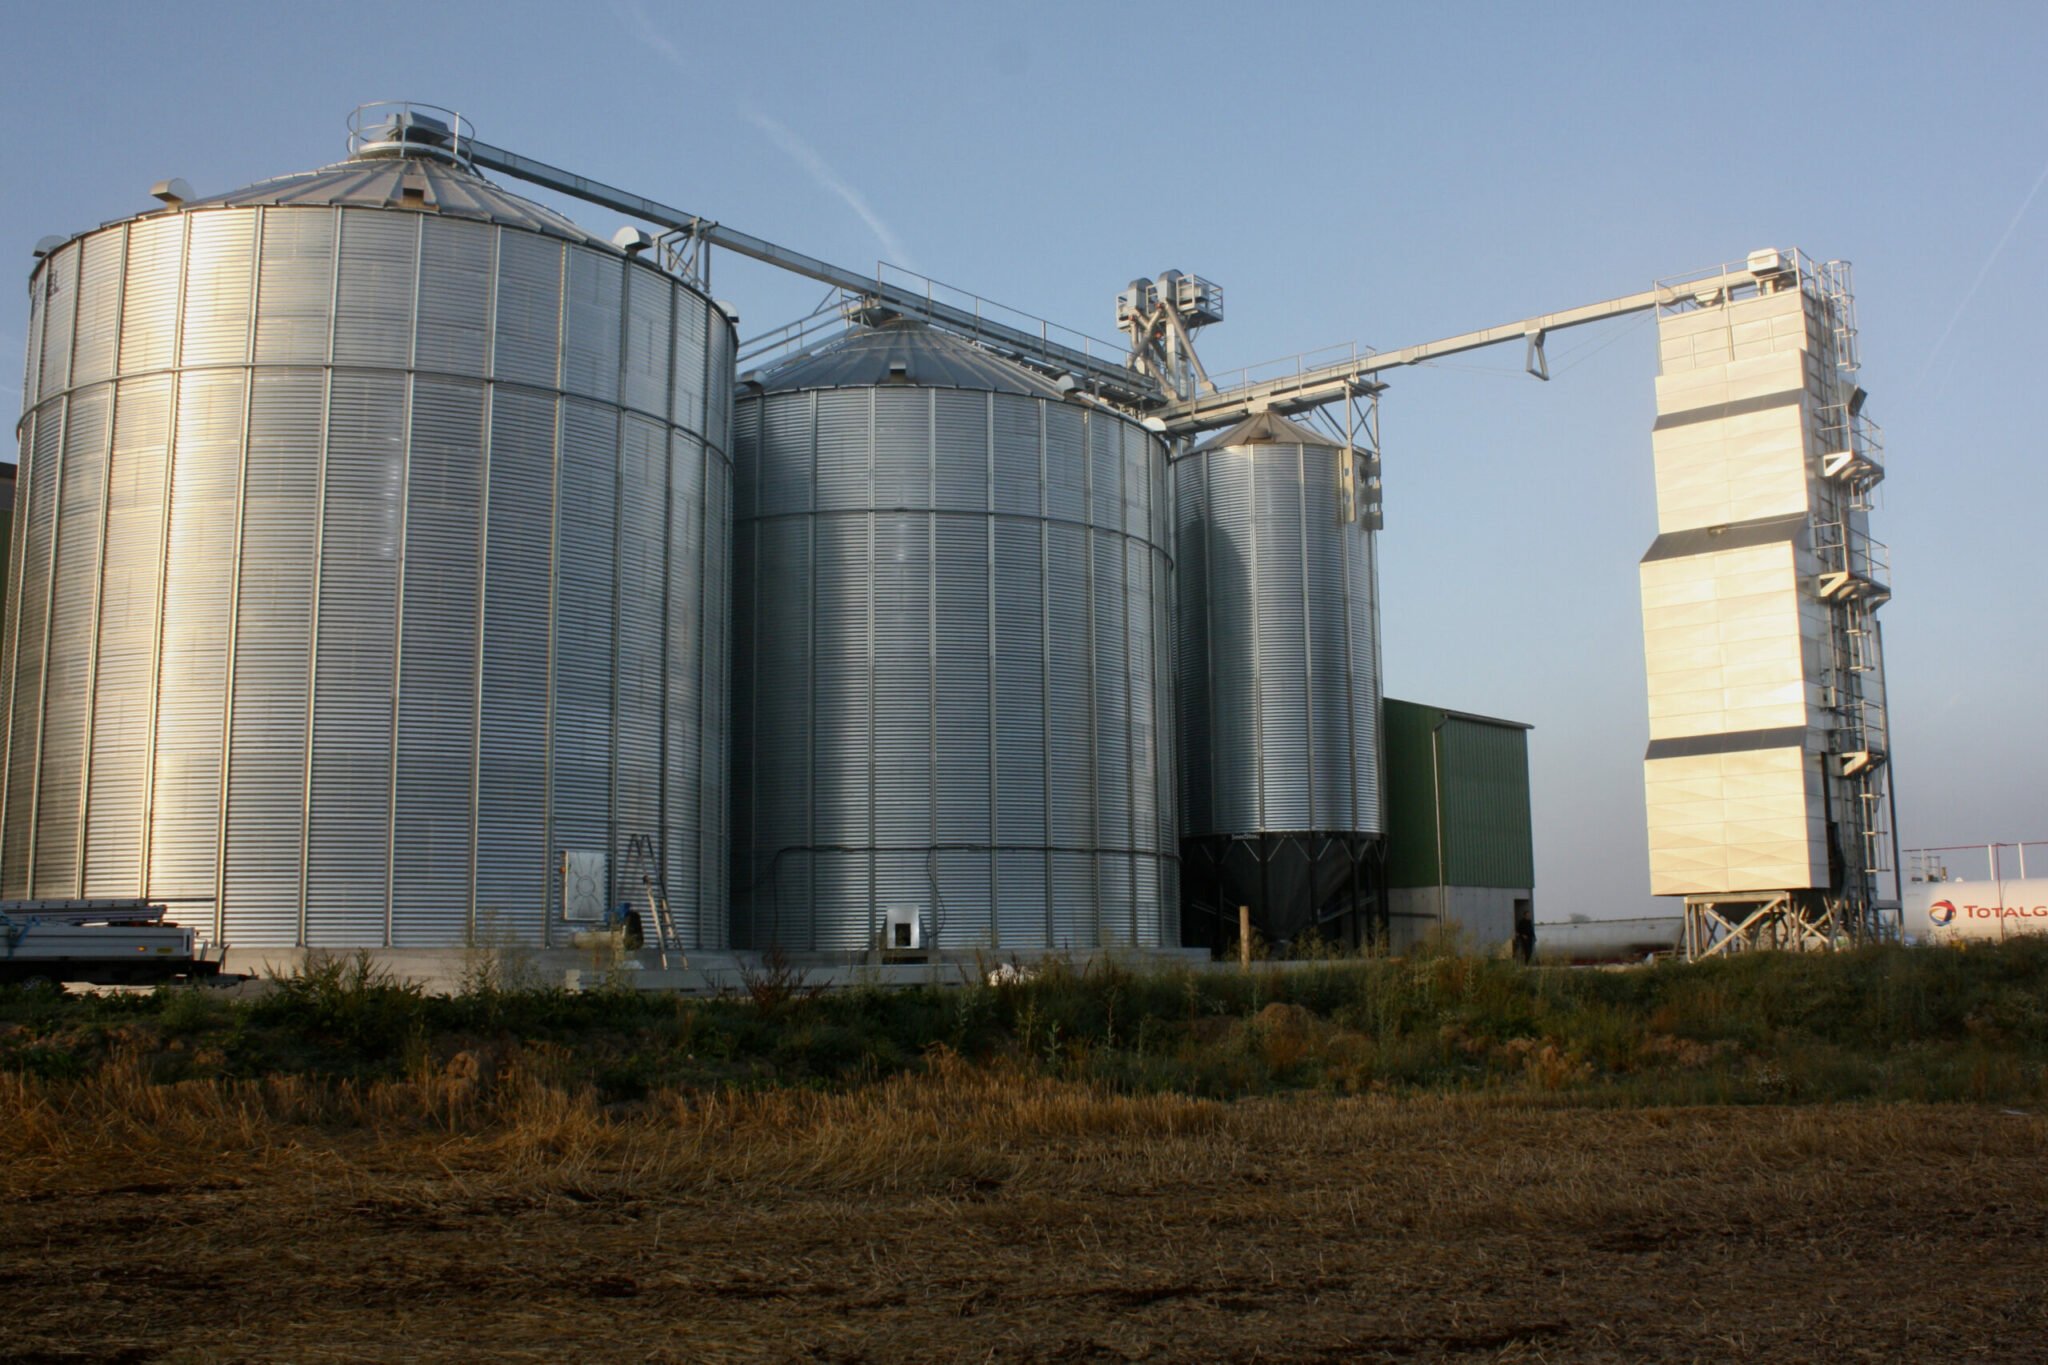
[[612, 0, 918, 273], [741, 109, 919, 274], [615, 0, 688, 74], [1916, 155, 2048, 387]]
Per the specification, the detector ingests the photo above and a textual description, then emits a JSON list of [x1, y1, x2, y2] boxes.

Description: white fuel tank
[[1901, 879, 2048, 944]]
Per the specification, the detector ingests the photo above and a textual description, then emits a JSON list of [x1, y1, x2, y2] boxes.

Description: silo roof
[[748, 321, 1072, 399], [1193, 410, 1345, 451], [175, 156, 606, 246]]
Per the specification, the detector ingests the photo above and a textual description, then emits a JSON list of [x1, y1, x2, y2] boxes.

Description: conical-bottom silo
[[1174, 412, 1383, 951], [3, 107, 732, 955], [730, 322, 1177, 954]]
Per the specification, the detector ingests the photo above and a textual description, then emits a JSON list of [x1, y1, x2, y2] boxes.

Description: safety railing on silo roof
[[1651, 247, 1844, 318], [736, 289, 861, 369], [347, 101, 476, 166], [869, 261, 1129, 376], [1199, 341, 1379, 410]]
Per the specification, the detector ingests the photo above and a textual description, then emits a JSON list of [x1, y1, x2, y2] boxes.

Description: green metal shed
[[1383, 699, 1534, 954]]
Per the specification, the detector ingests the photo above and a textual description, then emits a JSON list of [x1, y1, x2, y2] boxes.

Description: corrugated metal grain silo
[[1174, 411, 1382, 949], [3, 110, 732, 950], [730, 321, 1176, 953]]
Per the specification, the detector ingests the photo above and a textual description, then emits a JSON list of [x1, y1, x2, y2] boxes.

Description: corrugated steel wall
[[730, 384, 1177, 951], [1175, 439, 1381, 837], [2, 202, 733, 948], [1382, 699, 1534, 891]]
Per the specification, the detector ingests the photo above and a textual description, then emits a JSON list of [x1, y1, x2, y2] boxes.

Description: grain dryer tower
[[1640, 250, 1892, 954], [729, 322, 1178, 953], [4, 105, 734, 952]]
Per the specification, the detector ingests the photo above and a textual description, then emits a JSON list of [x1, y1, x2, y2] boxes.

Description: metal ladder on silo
[[622, 833, 687, 969]]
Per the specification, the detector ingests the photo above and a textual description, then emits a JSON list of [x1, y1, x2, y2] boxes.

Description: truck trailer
[[0, 901, 226, 990]]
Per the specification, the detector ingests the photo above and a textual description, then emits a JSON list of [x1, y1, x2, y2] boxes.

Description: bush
[[155, 986, 222, 1039], [248, 950, 429, 1059]]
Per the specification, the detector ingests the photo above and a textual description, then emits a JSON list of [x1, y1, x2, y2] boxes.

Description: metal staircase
[[1810, 280, 1893, 939]]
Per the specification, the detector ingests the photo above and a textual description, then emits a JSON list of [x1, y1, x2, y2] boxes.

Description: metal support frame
[[1179, 831, 1387, 956], [1116, 272, 1222, 403], [1683, 892, 1843, 959], [655, 222, 713, 293]]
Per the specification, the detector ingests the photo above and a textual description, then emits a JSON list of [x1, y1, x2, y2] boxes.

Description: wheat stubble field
[[5, 1066, 2046, 1363]]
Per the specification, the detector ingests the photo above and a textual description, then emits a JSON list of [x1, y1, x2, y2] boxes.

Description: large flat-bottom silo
[[3, 114, 734, 953], [730, 322, 1178, 955], [1174, 412, 1383, 951]]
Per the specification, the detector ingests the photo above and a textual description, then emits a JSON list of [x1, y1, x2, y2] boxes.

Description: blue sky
[[5, 0, 2043, 919]]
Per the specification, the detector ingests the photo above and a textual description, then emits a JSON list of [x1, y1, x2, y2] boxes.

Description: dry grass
[[4, 1059, 2045, 1362]]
